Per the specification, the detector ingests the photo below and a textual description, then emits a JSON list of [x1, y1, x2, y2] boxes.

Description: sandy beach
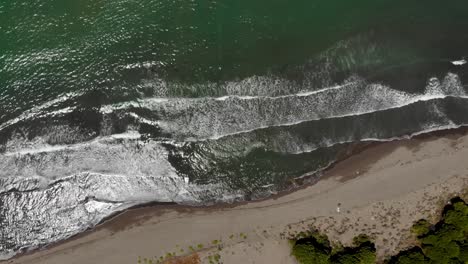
[[6, 130, 468, 264]]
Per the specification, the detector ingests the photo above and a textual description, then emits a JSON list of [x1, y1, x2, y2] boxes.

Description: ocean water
[[1, 0, 468, 259]]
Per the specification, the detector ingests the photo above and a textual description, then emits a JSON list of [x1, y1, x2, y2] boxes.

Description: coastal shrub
[[389, 197, 468, 264], [387, 247, 427, 264], [291, 233, 376, 264], [291, 236, 331, 264], [331, 242, 345, 255], [420, 199, 467, 263], [459, 240, 468, 262], [443, 200, 468, 232], [331, 241, 376, 264], [352, 234, 372, 246], [410, 219, 431, 237], [291, 197, 468, 264], [333, 249, 375, 264]]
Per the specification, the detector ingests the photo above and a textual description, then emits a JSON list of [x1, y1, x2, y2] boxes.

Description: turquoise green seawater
[[2, 0, 468, 122]]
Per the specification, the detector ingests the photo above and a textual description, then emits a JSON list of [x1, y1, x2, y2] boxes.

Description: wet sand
[[6, 129, 468, 264]]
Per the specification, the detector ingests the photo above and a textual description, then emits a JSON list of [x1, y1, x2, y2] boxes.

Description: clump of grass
[[207, 253, 222, 264]]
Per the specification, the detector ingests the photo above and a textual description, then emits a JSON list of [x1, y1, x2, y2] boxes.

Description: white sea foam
[[3, 131, 142, 157], [109, 131, 141, 139], [127, 112, 161, 127], [120, 61, 162, 70], [451, 59, 467, 66], [205, 94, 466, 141], [0, 92, 82, 132], [101, 73, 466, 141]]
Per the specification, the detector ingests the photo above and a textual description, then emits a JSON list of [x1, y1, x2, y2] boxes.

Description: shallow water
[[1, 0, 468, 259]]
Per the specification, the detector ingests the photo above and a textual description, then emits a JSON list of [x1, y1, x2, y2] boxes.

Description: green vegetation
[[333, 244, 376, 264], [352, 234, 372, 246], [410, 219, 431, 237], [291, 197, 468, 264], [291, 231, 376, 264], [208, 253, 222, 264], [389, 197, 468, 264], [291, 238, 331, 264]]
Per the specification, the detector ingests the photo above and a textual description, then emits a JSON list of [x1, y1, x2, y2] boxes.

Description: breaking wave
[[1, 66, 468, 258]]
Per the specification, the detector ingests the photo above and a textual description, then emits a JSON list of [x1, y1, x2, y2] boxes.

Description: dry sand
[[6, 131, 468, 264]]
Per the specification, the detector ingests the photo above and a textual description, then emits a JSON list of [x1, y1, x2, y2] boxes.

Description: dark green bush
[[411, 219, 431, 237], [291, 198, 468, 264], [332, 244, 376, 264], [459, 240, 468, 262], [291, 234, 375, 264], [444, 201, 468, 233], [291, 236, 331, 264], [388, 247, 427, 264], [389, 197, 468, 264]]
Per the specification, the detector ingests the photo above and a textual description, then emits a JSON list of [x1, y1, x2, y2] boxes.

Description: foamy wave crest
[[102, 73, 466, 140]]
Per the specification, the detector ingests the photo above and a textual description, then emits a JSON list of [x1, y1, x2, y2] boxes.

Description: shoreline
[[5, 126, 468, 263]]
